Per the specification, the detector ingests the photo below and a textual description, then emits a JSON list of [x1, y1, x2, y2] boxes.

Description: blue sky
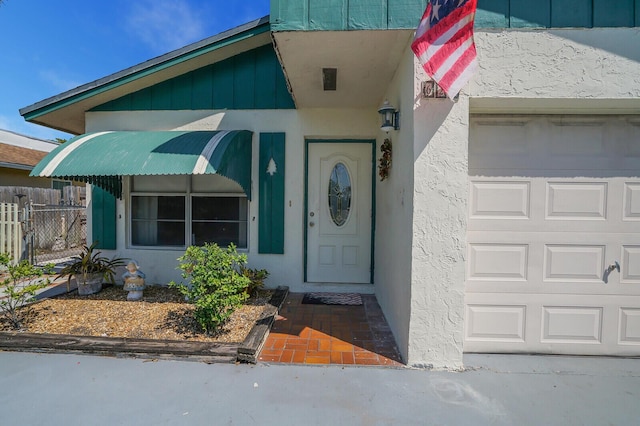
[[0, 0, 270, 141]]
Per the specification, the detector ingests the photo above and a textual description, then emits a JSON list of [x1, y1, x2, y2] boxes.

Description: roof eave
[[20, 15, 271, 130]]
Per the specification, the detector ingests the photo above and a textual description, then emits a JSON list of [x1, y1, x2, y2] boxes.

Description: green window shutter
[[91, 185, 116, 250], [259, 133, 285, 254]]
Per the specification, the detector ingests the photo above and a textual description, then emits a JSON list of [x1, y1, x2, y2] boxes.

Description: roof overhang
[[30, 130, 253, 199], [20, 17, 272, 135], [272, 29, 413, 108]]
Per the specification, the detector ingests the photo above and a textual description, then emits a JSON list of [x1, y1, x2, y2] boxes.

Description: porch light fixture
[[378, 100, 399, 132]]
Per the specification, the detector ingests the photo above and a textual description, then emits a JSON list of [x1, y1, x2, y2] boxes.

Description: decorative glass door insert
[[328, 162, 352, 227]]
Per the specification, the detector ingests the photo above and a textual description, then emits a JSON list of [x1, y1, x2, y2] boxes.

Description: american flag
[[411, 0, 478, 100]]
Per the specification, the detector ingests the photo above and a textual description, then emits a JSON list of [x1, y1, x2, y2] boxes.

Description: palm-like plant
[[58, 241, 125, 292]]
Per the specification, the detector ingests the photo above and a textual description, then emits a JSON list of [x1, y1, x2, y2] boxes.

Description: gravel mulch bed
[[0, 285, 273, 344]]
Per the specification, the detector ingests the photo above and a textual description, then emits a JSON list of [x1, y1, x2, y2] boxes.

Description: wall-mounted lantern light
[[378, 100, 399, 132]]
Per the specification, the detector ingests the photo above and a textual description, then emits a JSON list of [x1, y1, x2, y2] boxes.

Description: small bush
[[169, 243, 250, 334], [0, 253, 51, 329], [239, 265, 269, 297]]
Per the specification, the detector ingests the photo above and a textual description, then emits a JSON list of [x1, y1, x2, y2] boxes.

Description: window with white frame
[[130, 175, 248, 248]]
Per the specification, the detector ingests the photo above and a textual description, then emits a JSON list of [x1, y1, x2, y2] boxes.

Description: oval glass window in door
[[328, 162, 352, 226]]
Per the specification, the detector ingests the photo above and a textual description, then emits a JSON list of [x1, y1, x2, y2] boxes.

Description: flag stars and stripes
[[411, 0, 478, 100]]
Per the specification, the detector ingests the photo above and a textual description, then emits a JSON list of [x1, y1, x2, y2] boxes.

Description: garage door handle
[[603, 262, 620, 284]]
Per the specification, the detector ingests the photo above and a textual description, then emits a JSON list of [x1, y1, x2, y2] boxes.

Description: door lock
[[309, 222, 315, 227], [603, 261, 620, 283], [607, 261, 620, 273]]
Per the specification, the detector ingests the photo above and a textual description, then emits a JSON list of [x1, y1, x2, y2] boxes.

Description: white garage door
[[465, 115, 640, 356]]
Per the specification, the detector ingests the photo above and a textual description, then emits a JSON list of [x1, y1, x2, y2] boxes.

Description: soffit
[[273, 30, 413, 108]]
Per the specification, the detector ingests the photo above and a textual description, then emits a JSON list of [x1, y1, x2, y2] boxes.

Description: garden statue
[[122, 260, 146, 301]]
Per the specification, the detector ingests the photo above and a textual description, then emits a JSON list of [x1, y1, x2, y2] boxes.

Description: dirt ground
[[0, 285, 272, 343]]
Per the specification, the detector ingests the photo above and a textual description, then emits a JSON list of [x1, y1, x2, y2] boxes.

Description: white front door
[[307, 142, 373, 283]]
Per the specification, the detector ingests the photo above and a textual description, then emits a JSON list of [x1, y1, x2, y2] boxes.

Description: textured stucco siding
[[471, 28, 640, 103], [408, 28, 640, 369], [410, 61, 469, 369], [374, 45, 416, 364]]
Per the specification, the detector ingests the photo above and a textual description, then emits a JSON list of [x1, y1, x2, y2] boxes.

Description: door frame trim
[[304, 139, 376, 284]]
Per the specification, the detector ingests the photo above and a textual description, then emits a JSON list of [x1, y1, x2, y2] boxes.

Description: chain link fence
[[31, 205, 87, 265]]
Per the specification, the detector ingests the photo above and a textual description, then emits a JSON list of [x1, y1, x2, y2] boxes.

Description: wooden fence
[[0, 186, 86, 206], [0, 203, 22, 263]]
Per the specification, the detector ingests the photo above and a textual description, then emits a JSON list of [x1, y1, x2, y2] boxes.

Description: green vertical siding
[[91, 44, 295, 112], [348, 0, 386, 29], [476, 0, 640, 27], [551, 0, 592, 27], [271, 0, 427, 30], [259, 133, 286, 254], [475, 0, 510, 28], [191, 66, 213, 109], [388, 0, 427, 28], [233, 52, 256, 109], [594, 0, 635, 27], [254, 45, 277, 109], [511, 0, 550, 28], [309, 0, 347, 30], [91, 185, 116, 250], [272, 0, 639, 29]]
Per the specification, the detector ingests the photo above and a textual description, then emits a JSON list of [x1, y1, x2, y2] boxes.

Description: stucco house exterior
[[20, 1, 640, 369]]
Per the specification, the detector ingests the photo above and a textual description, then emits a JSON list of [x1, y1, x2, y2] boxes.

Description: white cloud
[[39, 70, 82, 93], [126, 0, 206, 53]]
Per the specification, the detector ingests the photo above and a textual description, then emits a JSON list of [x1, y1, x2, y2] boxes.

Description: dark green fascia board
[[20, 16, 271, 122]]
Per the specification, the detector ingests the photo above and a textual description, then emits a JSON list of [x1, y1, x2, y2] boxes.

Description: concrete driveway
[[0, 352, 638, 425]]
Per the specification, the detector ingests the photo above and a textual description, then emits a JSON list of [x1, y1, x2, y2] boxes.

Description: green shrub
[[239, 265, 269, 297], [169, 243, 250, 334], [0, 253, 52, 329]]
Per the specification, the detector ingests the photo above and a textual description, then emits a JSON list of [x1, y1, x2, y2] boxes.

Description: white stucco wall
[[409, 69, 469, 370], [86, 108, 378, 290], [406, 28, 640, 370], [470, 28, 640, 106], [374, 45, 416, 364]]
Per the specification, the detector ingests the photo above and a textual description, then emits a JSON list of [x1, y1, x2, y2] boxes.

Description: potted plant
[[58, 242, 125, 295]]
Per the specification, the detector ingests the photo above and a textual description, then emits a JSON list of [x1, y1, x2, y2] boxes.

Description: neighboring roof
[[0, 129, 58, 171], [0, 128, 59, 152], [0, 143, 49, 170], [20, 16, 272, 135], [31, 130, 253, 199]]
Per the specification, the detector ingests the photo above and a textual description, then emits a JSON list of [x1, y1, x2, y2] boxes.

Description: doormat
[[301, 292, 363, 306]]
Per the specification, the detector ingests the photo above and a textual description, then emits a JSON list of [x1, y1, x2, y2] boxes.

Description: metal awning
[[30, 130, 253, 199]]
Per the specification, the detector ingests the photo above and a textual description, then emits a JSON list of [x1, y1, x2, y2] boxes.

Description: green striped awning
[[30, 130, 253, 199]]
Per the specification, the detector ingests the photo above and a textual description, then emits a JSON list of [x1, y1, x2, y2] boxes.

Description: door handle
[[603, 261, 620, 283], [309, 222, 315, 227], [607, 261, 620, 273]]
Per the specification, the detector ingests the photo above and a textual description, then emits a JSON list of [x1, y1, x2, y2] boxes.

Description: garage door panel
[[468, 244, 528, 281], [466, 115, 640, 356], [465, 293, 640, 355], [623, 182, 640, 220], [619, 308, 640, 345], [465, 305, 526, 342], [541, 306, 603, 344], [469, 181, 530, 219], [543, 244, 605, 282], [546, 182, 607, 220], [469, 178, 635, 232], [622, 246, 640, 283]]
